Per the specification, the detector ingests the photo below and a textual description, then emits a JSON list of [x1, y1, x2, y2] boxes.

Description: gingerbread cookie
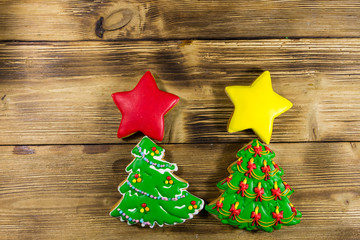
[[112, 71, 179, 141], [225, 71, 292, 144], [206, 139, 301, 232], [110, 136, 204, 227]]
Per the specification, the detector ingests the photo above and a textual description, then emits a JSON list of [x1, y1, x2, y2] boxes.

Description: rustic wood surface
[[1, 0, 360, 40], [1, 143, 360, 239], [1, 39, 360, 145], [1, 0, 360, 239]]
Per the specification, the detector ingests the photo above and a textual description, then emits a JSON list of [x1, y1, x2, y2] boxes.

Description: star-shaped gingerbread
[[112, 71, 179, 141], [225, 71, 292, 144]]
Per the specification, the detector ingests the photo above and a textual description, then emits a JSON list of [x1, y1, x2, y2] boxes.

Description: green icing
[[110, 136, 204, 227], [206, 139, 302, 232]]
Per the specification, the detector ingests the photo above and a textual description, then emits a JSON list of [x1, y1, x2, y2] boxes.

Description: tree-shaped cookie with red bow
[[206, 139, 301, 232]]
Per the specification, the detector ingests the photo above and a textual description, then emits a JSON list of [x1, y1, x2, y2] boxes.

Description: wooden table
[[1, 1, 360, 239]]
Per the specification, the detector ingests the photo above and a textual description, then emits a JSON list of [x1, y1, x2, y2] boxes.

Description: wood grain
[[1, 0, 359, 239], [0, 142, 359, 239], [1, 39, 360, 145], [1, 0, 360, 40]]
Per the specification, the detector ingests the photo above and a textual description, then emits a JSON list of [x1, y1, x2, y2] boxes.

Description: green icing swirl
[[110, 136, 204, 227], [206, 139, 302, 232]]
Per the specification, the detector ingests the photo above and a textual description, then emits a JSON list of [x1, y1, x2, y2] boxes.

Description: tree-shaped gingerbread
[[206, 139, 301, 232], [110, 136, 204, 227]]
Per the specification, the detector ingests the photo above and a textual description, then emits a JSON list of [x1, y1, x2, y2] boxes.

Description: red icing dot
[[191, 201, 196, 205], [134, 174, 139, 178], [166, 176, 171, 180], [152, 147, 156, 151], [141, 203, 147, 208]]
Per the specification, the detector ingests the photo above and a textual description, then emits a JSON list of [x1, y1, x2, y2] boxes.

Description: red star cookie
[[112, 71, 179, 141]]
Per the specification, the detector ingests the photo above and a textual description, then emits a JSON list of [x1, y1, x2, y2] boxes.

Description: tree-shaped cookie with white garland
[[110, 136, 204, 227], [206, 139, 301, 232]]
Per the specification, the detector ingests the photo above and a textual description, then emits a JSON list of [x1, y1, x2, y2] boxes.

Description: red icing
[[112, 71, 179, 141], [191, 201, 196, 205], [221, 175, 233, 185], [291, 206, 297, 214], [237, 181, 249, 197], [254, 186, 264, 201], [261, 165, 271, 181], [212, 200, 223, 211], [141, 203, 147, 208], [237, 159, 243, 166], [151, 147, 156, 151], [245, 161, 256, 177], [265, 146, 272, 153], [271, 188, 282, 200], [166, 176, 172, 180], [134, 174, 139, 179], [284, 182, 292, 190], [251, 211, 261, 226], [272, 210, 283, 225], [273, 162, 279, 170], [229, 204, 241, 220], [245, 145, 252, 151], [253, 146, 263, 157]]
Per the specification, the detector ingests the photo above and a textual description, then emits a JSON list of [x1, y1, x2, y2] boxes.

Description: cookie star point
[[112, 72, 179, 141], [226, 71, 292, 144]]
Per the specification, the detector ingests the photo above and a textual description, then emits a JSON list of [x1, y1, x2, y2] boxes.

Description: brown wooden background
[[1, 1, 360, 239]]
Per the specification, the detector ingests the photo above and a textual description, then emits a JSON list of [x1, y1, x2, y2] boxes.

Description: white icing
[[128, 208, 136, 213], [174, 205, 186, 210], [149, 165, 172, 174], [113, 191, 205, 228], [153, 188, 160, 196], [159, 205, 167, 212], [143, 149, 150, 156]]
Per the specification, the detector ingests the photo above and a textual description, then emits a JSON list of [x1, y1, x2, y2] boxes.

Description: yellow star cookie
[[225, 71, 292, 144]]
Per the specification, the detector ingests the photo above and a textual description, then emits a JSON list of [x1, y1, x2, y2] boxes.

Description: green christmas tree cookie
[[110, 136, 204, 227], [206, 139, 301, 232]]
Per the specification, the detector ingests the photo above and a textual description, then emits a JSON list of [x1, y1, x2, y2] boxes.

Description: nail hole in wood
[[95, 16, 105, 38]]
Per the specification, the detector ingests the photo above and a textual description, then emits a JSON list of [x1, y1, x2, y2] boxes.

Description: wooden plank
[[1, 39, 360, 145], [0, 142, 359, 239], [0, 0, 360, 40]]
